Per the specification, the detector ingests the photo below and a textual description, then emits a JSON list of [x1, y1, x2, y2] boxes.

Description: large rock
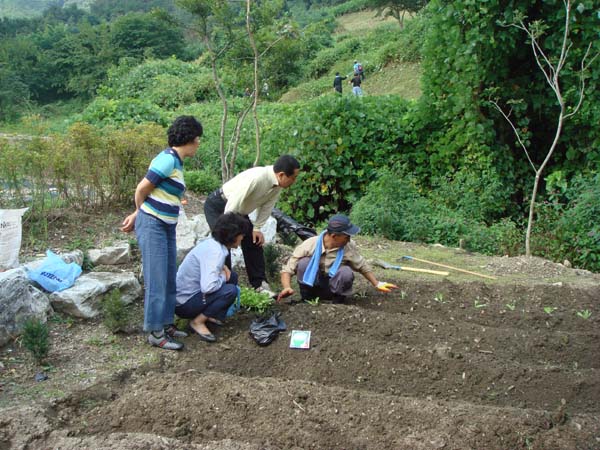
[[175, 209, 277, 269], [88, 242, 130, 265], [49, 272, 142, 319], [0, 267, 52, 347], [176, 211, 212, 263], [231, 215, 277, 269]]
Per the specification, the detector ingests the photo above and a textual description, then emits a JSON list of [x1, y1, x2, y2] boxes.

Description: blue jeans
[[135, 210, 177, 332], [175, 271, 239, 322]]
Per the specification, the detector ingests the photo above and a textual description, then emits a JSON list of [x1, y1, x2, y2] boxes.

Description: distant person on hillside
[[353, 60, 365, 80], [121, 115, 203, 351], [349, 73, 363, 96], [333, 72, 347, 94], [277, 214, 398, 304]]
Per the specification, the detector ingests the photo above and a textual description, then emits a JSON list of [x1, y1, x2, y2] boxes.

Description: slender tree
[[490, 0, 598, 257]]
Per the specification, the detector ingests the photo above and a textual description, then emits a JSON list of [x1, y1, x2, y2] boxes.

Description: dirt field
[[2, 279, 600, 449], [2, 234, 600, 449]]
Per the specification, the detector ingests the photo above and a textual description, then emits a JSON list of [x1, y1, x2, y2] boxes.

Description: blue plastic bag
[[27, 250, 82, 292], [226, 286, 241, 318]]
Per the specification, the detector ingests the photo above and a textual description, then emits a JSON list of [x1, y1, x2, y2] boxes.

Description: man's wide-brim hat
[[327, 214, 360, 236]]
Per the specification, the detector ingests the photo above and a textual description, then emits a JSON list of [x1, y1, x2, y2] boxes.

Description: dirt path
[[2, 272, 599, 449]]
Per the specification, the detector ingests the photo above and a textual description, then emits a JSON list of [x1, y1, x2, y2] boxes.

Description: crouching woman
[[175, 212, 248, 343]]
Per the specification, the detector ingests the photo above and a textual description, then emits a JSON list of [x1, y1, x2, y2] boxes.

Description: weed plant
[[21, 318, 50, 364], [263, 243, 282, 282], [102, 289, 131, 333]]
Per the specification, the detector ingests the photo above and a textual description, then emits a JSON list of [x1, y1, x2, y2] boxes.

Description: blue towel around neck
[[301, 231, 344, 286]]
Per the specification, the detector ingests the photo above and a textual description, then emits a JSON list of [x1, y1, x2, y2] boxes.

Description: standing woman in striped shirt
[[121, 116, 203, 350]]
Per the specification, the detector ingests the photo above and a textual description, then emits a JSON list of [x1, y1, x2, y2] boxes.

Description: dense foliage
[[262, 95, 410, 224], [1, 0, 598, 270]]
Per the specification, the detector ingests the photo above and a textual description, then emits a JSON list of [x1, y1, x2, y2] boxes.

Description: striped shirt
[[140, 148, 185, 224]]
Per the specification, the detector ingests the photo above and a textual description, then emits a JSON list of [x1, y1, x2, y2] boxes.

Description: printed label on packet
[[290, 330, 311, 349]]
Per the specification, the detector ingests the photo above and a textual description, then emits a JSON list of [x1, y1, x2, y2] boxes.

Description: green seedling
[[305, 297, 320, 306], [21, 318, 50, 363], [240, 287, 273, 314], [434, 293, 445, 303], [474, 300, 487, 309], [544, 306, 557, 315], [505, 302, 516, 311], [400, 290, 408, 300], [576, 309, 592, 319]]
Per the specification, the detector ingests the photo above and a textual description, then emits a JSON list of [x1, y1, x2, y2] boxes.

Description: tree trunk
[[246, 0, 261, 167]]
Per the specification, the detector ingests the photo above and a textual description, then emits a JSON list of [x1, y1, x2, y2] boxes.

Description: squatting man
[[277, 214, 398, 303]]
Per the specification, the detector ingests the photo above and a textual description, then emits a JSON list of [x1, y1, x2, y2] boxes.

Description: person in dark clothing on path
[[349, 73, 363, 96], [333, 72, 347, 94], [204, 155, 301, 298]]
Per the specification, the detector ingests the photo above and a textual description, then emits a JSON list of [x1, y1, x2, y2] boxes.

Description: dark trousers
[[175, 272, 238, 322], [204, 190, 267, 289], [296, 257, 354, 301]]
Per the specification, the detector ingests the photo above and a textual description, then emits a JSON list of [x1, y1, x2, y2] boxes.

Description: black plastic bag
[[249, 312, 287, 346]]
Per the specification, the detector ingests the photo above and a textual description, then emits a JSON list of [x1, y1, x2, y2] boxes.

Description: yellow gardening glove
[[376, 281, 399, 293]]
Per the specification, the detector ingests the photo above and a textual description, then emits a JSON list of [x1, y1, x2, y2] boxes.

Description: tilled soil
[[2, 278, 599, 450]]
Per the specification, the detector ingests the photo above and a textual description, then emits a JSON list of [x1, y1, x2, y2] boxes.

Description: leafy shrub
[[351, 167, 523, 255], [78, 97, 169, 127], [21, 318, 49, 363], [98, 59, 215, 108], [102, 289, 131, 333], [263, 243, 283, 281], [559, 177, 600, 271], [263, 95, 410, 224], [464, 218, 523, 256], [184, 169, 221, 195], [0, 122, 165, 212], [431, 166, 512, 224]]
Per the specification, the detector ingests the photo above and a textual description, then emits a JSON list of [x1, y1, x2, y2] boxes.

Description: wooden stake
[[372, 259, 449, 276], [400, 256, 497, 280]]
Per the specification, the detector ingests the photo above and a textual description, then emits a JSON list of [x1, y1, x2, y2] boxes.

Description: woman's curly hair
[[212, 212, 250, 246], [167, 115, 203, 147]]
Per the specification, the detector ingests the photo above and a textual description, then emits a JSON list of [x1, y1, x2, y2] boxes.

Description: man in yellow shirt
[[277, 214, 398, 303], [204, 155, 300, 297]]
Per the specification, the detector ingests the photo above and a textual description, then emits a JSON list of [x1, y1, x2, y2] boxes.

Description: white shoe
[[256, 281, 277, 299]]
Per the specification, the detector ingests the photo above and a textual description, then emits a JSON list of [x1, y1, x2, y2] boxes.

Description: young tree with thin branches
[[490, 0, 597, 257]]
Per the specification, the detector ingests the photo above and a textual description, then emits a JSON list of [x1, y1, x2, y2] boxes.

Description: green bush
[[263, 243, 283, 281], [464, 218, 523, 256], [78, 97, 169, 127], [263, 95, 410, 224], [102, 289, 131, 333], [558, 176, 600, 270], [351, 167, 523, 255], [184, 169, 221, 195], [98, 59, 215, 108], [0, 122, 165, 212], [431, 166, 512, 224], [21, 318, 49, 363]]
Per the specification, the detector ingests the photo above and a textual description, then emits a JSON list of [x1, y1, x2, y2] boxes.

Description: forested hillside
[[0, 0, 599, 272], [0, 0, 92, 18]]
